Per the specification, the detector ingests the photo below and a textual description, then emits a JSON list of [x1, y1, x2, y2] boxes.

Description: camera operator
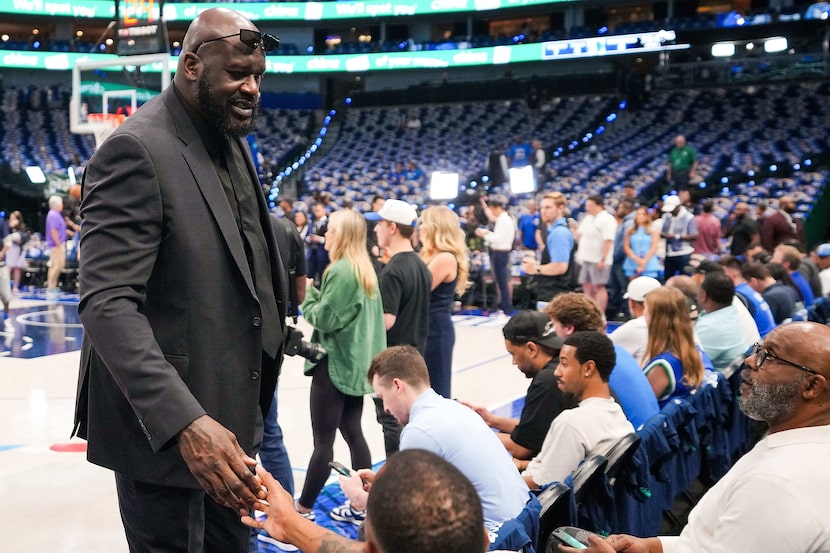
[[295, 209, 386, 521]]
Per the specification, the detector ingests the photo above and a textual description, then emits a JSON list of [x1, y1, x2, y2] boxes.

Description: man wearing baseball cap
[[462, 310, 574, 462], [610, 276, 662, 363], [372, 198, 432, 456], [660, 195, 698, 279]]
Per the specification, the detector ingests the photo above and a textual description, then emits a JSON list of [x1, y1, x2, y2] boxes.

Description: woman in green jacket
[[296, 208, 386, 517]]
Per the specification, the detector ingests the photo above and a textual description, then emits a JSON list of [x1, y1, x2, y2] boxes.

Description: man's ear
[[180, 52, 202, 81], [802, 373, 827, 400], [481, 527, 491, 553], [583, 359, 596, 378]]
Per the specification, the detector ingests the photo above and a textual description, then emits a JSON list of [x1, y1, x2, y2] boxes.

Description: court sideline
[[0, 296, 527, 552]]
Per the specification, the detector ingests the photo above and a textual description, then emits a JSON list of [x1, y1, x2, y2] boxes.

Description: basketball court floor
[[0, 293, 528, 552]]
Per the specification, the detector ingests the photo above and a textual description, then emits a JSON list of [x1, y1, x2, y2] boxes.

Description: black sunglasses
[[747, 342, 820, 376], [195, 29, 280, 53]]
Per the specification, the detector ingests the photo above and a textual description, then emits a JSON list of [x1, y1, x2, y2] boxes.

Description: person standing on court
[[666, 134, 697, 205], [45, 195, 67, 299], [373, 199, 431, 456], [73, 8, 287, 552], [419, 205, 469, 399]]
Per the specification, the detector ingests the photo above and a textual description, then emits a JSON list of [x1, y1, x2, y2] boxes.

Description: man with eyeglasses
[[74, 8, 287, 552], [558, 321, 830, 553]]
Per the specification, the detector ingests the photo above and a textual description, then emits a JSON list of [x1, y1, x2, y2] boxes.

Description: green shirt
[[301, 258, 386, 396], [669, 145, 697, 172]]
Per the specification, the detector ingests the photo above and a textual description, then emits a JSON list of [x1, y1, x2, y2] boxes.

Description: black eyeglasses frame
[[748, 342, 820, 376]]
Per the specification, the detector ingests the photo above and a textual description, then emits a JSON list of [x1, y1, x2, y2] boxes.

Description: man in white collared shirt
[[570, 322, 830, 553], [477, 195, 516, 314]]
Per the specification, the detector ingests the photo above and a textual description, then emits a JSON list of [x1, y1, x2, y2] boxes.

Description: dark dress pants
[[115, 473, 250, 553], [490, 250, 512, 314]]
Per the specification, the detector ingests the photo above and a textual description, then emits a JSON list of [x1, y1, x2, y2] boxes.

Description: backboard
[[70, 52, 172, 148]]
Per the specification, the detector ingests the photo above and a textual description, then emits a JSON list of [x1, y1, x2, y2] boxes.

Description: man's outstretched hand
[[178, 415, 260, 510]]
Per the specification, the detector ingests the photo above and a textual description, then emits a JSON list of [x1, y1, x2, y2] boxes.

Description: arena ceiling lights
[[0, 0, 580, 22], [0, 31, 689, 74], [712, 36, 789, 58]]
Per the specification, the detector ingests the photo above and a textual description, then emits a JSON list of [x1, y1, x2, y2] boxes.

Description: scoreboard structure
[[115, 0, 170, 56]]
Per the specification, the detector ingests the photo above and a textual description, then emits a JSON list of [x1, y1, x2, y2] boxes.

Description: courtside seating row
[[534, 366, 755, 552]]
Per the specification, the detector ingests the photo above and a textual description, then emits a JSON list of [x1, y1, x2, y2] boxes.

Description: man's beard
[[196, 76, 258, 137], [739, 376, 803, 423]]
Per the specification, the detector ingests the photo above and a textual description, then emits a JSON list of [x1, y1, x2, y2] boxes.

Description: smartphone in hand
[[550, 526, 593, 550], [328, 461, 351, 477]]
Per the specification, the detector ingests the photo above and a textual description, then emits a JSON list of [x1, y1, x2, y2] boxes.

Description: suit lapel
[[163, 89, 257, 299]]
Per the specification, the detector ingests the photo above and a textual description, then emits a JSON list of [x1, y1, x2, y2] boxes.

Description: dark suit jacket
[[760, 210, 804, 252], [73, 85, 287, 488]]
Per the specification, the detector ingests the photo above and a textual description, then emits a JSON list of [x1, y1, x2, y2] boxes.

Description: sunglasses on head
[[195, 29, 280, 53]]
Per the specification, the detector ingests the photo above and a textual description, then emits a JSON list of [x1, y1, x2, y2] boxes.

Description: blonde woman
[[297, 209, 386, 519], [419, 206, 469, 398], [642, 286, 705, 406], [623, 206, 661, 279]]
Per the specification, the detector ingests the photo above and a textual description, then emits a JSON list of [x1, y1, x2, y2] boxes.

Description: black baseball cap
[[693, 260, 724, 275], [502, 310, 565, 350]]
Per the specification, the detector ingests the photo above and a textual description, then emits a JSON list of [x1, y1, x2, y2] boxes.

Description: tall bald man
[[560, 322, 830, 553], [74, 9, 287, 551]]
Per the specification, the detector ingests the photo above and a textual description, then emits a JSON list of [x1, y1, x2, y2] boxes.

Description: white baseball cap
[[623, 276, 662, 302], [661, 196, 682, 213], [378, 199, 418, 226]]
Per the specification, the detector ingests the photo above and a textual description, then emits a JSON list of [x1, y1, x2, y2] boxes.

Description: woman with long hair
[[5, 211, 29, 293], [642, 286, 705, 406], [623, 206, 661, 279], [296, 209, 386, 519], [419, 206, 469, 398]]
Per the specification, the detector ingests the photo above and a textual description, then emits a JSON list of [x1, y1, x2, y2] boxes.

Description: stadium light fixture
[[711, 42, 735, 57], [25, 166, 46, 184], [763, 37, 788, 53]]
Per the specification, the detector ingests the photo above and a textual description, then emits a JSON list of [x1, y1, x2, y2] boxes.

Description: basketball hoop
[[87, 113, 127, 149]]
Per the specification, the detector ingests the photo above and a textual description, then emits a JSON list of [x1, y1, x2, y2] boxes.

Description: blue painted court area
[[1, 299, 83, 359]]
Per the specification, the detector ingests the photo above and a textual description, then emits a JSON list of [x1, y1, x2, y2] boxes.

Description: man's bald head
[[778, 195, 796, 214], [734, 202, 749, 217], [741, 322, 830, 433], [179, 8, 257, 58]]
